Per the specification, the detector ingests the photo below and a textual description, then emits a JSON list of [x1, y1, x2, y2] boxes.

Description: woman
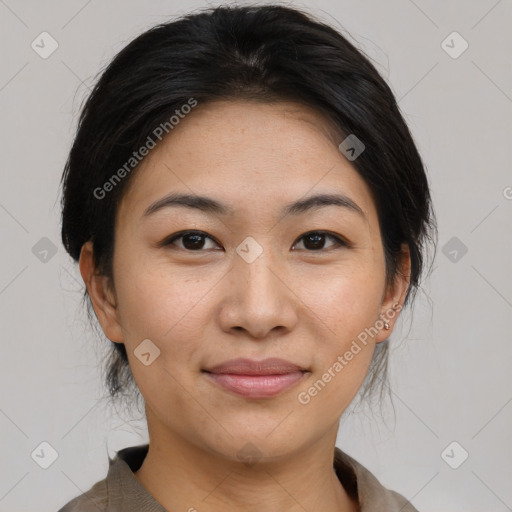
[[58, 4, 436, 511]]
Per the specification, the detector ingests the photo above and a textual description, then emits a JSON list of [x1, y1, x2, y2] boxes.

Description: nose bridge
[[235, 237, 282, 306], [220, 235, 297, 337]]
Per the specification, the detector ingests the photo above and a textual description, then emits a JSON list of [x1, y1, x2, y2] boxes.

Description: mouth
[[202, 358, 310, 399]]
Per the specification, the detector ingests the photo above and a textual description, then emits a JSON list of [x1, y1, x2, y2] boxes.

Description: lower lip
[[204, 371, 307, 398]]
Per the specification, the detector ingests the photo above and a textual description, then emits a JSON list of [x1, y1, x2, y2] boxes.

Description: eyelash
[[161, 230, 349, 252]]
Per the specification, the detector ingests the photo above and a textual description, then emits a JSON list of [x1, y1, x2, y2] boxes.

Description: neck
[[133, 416, 359, 512]]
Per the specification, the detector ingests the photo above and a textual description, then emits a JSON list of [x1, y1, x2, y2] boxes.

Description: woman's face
[[83, 99, 409, 462]]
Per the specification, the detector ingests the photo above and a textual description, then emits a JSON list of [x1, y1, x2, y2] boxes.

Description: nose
[[217, 244, 299, 339]]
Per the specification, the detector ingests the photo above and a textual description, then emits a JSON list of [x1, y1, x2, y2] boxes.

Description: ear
[[79, 241, 124, 343], [374, 243, 411, 343]]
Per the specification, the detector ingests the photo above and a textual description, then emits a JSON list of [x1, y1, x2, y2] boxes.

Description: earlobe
[[375, 244, 411, 343], [79, 241, 125, 343]]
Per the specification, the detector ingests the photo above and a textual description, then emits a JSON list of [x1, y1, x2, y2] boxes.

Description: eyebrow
[[142, 192, 366, 220]]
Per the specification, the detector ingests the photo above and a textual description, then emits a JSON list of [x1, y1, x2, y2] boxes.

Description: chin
[[196, 424, 310, 465]]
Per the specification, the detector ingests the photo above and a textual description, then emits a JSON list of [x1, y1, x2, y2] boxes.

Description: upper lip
[[203, 358, 307, 375]]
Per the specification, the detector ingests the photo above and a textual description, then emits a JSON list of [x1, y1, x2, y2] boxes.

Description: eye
[[292, 231, 348, 251], [162, 230, 222, 251], [161, 230, 348, 252]]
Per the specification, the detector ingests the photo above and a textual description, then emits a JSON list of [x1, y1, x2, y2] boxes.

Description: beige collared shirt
[[57, 444, 419, 511]]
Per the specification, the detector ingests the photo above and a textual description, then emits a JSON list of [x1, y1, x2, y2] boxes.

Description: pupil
[[184, 234, 204, 250], [305, 233, 324, 250]]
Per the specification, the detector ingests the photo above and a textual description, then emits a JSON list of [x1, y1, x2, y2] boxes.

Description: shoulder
[[56, 444, 152, 512], [56, 477, 108, 512], [334, 446, 420, 512]]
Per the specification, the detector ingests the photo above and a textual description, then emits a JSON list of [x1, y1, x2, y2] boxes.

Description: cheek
[[112, 256, 220, 398], [113, 263, 209, 406], [295, 263, 384, 406], [114, 252, 210, 338], [302, 260, 384, 339]]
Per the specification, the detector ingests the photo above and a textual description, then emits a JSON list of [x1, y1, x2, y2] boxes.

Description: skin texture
[[80, 99, 410, 512]]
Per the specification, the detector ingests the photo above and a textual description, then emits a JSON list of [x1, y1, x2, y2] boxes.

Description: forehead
[[117, 99, 376, 224]]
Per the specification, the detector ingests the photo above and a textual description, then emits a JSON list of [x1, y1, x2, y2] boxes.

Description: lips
[[202, 358, 309, 398], [203, 357, 307, 376]]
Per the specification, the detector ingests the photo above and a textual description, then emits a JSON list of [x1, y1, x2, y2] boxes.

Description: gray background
[[1, 0, 511, 511]]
